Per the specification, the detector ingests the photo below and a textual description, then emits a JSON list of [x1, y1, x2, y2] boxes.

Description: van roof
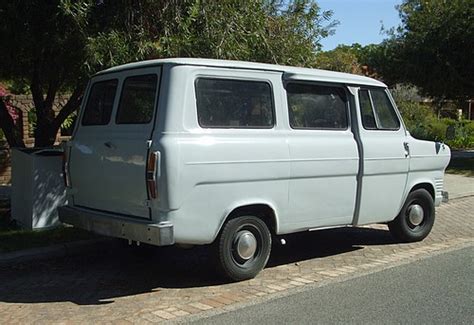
[[96, 58, 386, 88]]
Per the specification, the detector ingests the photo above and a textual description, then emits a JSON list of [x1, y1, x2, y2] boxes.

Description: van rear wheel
[[216, 216, 271, 281], [388, 189, 435, 242]]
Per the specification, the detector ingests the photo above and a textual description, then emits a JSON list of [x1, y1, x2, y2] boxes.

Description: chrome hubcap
[[235, 230, 257, 260], [407, 204, 424, 226]]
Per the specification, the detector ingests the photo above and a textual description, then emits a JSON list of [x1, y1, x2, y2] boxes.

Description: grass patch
[[446, 157, 474, 177], [0, 199, 97, 253]]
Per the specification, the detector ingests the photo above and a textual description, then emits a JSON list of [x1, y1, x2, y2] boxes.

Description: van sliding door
[[285, 82, 359, 229]]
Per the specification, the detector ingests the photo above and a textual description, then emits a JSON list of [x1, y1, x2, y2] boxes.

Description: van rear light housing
[[146, 151, 160, 199]]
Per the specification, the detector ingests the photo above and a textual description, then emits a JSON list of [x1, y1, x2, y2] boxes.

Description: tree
[[362, 0, 474, 100], [0, 0, 160, 147], [314, 45, 362, 74], [127, 0, 336, 65], [0, 0, 336, 148]]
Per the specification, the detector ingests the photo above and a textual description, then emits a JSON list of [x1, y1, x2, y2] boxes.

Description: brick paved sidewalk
[[0, 197, 472, 324]]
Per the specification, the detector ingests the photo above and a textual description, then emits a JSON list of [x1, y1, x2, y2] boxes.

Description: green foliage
[[390, 84, 423, 103], [0, 0, 336, 147], [27, 108, 77, 138], [361, 0, 474, 100], [445, 120, 474, 149], [61, 111, 77, 130], [0, 1, 84, 88], [393, 84, 474, 149], [141, 0, 336, 66], [0, 80, 29, 95], [396, 100, 474, 149], [59, 0, 336, 69], [314, 45, 362, 73]]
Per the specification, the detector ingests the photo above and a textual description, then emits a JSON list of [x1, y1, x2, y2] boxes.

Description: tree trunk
[[0, 99, 25, 148], [33, 85, 84, 147], [33, 100, 57, 147], [34, 120, 57, 147], [30, 74, 58, 147], [50, 85, 84, 139]]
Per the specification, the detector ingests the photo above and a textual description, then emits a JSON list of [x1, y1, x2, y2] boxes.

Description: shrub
[[445, 120, 474, 149], [397, 100, 474, 149], [428, 118, 449, 142]]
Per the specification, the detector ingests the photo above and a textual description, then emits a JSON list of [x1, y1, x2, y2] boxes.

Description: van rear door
[[69, 67, 161, 219]]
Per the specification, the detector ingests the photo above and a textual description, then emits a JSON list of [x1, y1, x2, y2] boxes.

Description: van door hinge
[[144, 199, 152, 208], [146, 140, 153, 148]]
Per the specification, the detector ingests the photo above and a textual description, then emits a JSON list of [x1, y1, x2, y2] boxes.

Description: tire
[[388, 189, 435, 242], [216, 216, 272, 281]]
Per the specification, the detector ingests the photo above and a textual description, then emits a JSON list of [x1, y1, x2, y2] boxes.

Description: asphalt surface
[[192, 246, 474, 325]]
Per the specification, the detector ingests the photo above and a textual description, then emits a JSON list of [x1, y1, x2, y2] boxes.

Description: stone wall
[[0, 148, 11, 185]]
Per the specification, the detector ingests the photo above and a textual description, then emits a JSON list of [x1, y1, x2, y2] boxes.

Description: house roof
[[96, 58, 386, 88]]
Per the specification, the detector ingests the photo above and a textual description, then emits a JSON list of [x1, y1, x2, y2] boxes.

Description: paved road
[[0, 197, 472, 323], [193, 246, 474, 325]]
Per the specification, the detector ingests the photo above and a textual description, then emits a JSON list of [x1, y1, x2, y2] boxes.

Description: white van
[[59, 58, 450, 280]]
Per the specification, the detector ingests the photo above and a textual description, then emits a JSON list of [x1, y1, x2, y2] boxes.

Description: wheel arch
[[396, 180, 436, 218], [409, 183, 435, 200], [213, 201, 279, 243], [388, 181, 436, 242]]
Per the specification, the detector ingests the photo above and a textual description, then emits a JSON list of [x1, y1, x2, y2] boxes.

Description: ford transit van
[[59, 58, 450, 280]]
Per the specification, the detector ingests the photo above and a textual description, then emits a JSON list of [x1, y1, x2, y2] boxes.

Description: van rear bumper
[[58, 206, 174, 246]]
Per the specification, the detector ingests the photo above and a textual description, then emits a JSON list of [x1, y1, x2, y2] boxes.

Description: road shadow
[[0, 226, 400, 306], [267, 226, 397, 267]]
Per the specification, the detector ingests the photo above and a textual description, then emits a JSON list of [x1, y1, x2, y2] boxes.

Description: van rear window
[[82, 79, 118, 126], [195, 78, 274, 128], [116, 74, 158, 124]]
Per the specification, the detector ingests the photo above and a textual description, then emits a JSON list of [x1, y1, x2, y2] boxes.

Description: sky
[[318, 0, 402, 50]]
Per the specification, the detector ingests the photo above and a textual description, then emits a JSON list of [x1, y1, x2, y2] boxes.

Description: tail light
[[146, 151, 160, 199], [62, 146, 71, 188]]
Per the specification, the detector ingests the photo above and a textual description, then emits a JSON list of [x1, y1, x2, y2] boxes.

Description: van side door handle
[[403, 142, 410, 157]]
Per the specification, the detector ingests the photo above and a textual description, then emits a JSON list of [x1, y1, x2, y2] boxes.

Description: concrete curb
[[449, 192, 474, 200], [0, 237, 118, 267]]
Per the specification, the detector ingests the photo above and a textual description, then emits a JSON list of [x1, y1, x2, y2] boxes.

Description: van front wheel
[[388, 189, 435, 242], [216, 216, 271, 281]]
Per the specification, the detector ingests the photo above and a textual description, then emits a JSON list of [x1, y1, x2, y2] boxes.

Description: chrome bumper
[[58, 206, 174, 246]]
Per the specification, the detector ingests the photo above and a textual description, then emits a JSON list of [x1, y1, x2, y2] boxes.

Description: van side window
[[195, 78, 274, 128], [116, 74, 158, 124], [370, 89, 400, 129], [359, 89, 377, 129], [359, 88, 400, 130], [82, 79, 118, 126], [287, 83, 348, 130]]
